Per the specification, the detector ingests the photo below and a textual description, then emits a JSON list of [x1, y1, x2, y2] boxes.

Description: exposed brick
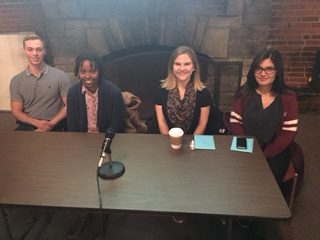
[[301, 52, 316, 57], [288, 73, 305, 77], [302, 17, 319, 22], [279, 4, 303, 10], [303, 46, 318, 51], [291, 62, 311, 67], [295, 10, 317, 16], [305, 40, 320, 45], [271, 40, 288, 45], [293, 22, 313, 28], [288, 40, 305, 45]]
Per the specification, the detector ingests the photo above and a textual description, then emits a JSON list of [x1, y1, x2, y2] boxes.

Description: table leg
[[225, 219, 233, 240], [0, 208, 13, 240], [95, 213, 109, 240]]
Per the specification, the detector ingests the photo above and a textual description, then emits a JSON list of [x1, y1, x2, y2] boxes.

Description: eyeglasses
[[254, 67, 276, 75]]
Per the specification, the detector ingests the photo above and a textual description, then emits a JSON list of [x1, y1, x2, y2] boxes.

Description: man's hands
[[34, 119, 54, 132]]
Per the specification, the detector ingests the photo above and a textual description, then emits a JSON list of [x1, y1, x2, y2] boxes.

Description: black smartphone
[[236, 137, 247, 149]]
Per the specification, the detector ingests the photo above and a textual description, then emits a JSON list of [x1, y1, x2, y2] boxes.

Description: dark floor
[[1, 209, 266, 240], [1, 112, 319, 240]]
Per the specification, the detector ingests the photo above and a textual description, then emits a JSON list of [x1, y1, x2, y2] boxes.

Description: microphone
[[98, 128, 115, 168], [97, 127, 125, 179]]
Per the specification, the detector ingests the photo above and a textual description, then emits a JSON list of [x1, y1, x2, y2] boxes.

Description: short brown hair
[[23, 33, 45, 49]]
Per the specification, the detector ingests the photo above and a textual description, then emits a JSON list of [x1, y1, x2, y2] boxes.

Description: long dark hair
[[237, 47, 288, 97], [74, 52, 105, 81]]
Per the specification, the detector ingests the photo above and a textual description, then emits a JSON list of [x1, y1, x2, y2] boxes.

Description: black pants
[[15, 119, 67, 132], [267, 148, 291, 186]]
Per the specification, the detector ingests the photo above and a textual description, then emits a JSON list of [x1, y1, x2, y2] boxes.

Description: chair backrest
[[205, 105, 225, 135]]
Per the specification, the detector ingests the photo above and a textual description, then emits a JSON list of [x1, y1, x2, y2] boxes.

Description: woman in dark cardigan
[[66, 52, 125, 238], [67, 52, 125, 133]]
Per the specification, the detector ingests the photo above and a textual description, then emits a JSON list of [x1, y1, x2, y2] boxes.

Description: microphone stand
[[98, 146, 125, 179], [96, 131, 125, 238], [96, 168, 104, 239]]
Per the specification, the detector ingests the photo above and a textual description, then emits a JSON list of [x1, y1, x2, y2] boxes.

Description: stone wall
[[38, 0, 264, 81], [0, 0, 285, 80], [37, 0, 272, 97], [0, 0, 320, 111]]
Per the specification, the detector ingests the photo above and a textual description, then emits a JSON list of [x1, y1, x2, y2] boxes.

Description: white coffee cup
[[168, 127, 184, 149]]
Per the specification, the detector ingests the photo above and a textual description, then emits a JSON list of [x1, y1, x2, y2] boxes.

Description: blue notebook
[[230, 136, 254, 153], [194, 135, 215, 150]]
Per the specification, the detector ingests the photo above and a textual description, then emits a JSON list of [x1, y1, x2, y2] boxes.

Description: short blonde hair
[[23, 33, 45, 49], [161, 45, 205, 91]]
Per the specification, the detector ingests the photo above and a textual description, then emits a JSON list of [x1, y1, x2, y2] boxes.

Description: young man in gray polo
[[10, 34, 70, 131]]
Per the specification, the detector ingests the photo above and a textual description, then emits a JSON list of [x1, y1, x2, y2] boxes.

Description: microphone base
[[98, 161, 125, 179]]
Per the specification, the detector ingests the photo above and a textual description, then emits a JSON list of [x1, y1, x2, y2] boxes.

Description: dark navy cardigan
[[67, 79, 125, 133]]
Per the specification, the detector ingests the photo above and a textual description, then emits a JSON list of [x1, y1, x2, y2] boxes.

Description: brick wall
[[266, 0, 320, 89], [0, 0, 44, 33], [298, 94, 320, 112]]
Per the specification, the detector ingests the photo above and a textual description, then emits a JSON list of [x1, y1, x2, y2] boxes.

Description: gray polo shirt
[[10, 64, 70, 120]]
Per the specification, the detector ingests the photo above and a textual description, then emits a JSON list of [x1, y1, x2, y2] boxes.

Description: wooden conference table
[[0, 131, 291, 239]]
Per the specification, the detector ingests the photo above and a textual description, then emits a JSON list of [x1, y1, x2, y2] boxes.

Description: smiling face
[[254, 58, 276, 90], [172, 53, 195, 84], [23, 39, 46, 66], [78, 59, 99, 93]]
